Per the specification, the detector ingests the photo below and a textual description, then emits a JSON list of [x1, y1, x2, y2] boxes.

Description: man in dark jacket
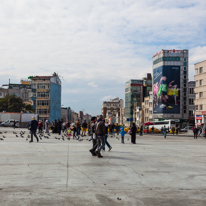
[[193, 126, 198, 139], [82, 120, 87, 136], [57, 119, 62, 135], [95, 115, 106, 158], [89, 117, 97, 156], [30, 116, 39, 143]]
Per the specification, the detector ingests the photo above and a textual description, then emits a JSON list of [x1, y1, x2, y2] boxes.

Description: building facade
[[1, 80, 32, 102], [102, 97, 124, 123], [31, 73, 61, 123], [194, 60, 206, 126], [152, 49, 189, 125], [125, 74, 152, 126], [188, 81, 195, 126]]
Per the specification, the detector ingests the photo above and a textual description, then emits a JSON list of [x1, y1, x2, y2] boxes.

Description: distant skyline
[[0, 0, 206, 115]]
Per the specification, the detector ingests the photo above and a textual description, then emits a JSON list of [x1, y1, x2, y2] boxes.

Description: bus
[[144, 120, 176, 133]]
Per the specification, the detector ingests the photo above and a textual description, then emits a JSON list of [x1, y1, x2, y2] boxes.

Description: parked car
[[179, 126, 193, 132], [0, 119, 19, 127]]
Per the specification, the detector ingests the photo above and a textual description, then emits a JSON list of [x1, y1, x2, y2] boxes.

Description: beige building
[[102, 97, 124, 123], [194, 60, 206, 126]]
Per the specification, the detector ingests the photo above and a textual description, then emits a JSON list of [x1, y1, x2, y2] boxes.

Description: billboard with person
[[153, 66, 180, 114]]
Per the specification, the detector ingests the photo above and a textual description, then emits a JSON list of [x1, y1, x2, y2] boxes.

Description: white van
[[1, 119, 19, 127]]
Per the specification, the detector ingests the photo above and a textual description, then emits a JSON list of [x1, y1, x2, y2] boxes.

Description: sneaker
[[98, 153, 103, 158], [167, 106, 173, 109], [108, 147, 112, 151]]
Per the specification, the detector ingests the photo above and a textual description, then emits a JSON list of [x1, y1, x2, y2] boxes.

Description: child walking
[[120, 127, 127, 143], [68, 127, 72, 140]]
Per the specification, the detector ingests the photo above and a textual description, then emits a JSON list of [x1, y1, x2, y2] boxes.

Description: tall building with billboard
[[125, 73, 152, 126], [152, 49, 189, 125]]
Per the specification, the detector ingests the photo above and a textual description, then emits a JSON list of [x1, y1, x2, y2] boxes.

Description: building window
[[199, 67, 203, 74], [32, 84, 37, 89], [199, 92, 203, 98], [184, 80, 187, 83], [184, 106, 186, 109], [184, 58, 187, 61], [184, 97, 186, 101], [189, 98, 194, 105], [189, 110, 194, 117], [184, 84, 186, 88], [37, 92, 49, 98], [37, 100, 49, 106], [184, 62, 187, 66], [184, 101, 186, 105], [196, 105, 198, 111], [184, 67, 187, 71], [184, 88, 187, 92], [199, 79, 203, 86], [196, 93, 198, 99], [195, 69, 198, 75], [189, 88, 194, 94], [184, 110, 186, 113], [200, 105, 203, 110], [37, 109, 49, 115], [184, 93, 186, 96], [184, 71, 187, 75], [184, 75, 187, 79], [195, 81, 198, 87]]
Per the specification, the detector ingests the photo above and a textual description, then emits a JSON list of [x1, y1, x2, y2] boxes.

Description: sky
[[0, 0, 206, 115]]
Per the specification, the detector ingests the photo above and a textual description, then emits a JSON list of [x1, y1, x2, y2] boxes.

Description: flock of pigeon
[[0, 130, 131, 143], [0, 130, 92, 142]]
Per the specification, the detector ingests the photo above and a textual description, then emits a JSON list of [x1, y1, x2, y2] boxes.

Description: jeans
[[97, 135, 105, 152], [31, 130, 39, 142], [121, 136, 124, 143], [103, 134, 111, 150], [77, 127, 81, 135]]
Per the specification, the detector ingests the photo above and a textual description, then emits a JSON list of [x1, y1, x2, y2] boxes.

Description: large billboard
[[153, 66, 180, 114]]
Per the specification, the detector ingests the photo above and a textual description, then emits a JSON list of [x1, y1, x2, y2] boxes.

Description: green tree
[[0, 94, 34, 113]]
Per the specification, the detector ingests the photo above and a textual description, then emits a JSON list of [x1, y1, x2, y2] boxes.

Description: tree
[[0, 94, 34, 113]]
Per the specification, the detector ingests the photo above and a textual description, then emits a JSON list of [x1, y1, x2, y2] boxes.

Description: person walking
[[13, 120, 16, 129], [115, 124, 120, 136], [163, 125, 167, 139], [73, 125, 77, 139], [151, 126, 154, 134], [176, 127, 179, 135], [131, 123, 137, 144], [38, 120, 43, 133], [103, 121, 112, 151], [57, 119, 62, 135], [172, 127, 175, 135], [193, 126, 198, 139], [82, 120, 87, 136], [89, 117, 97, 156], [120, 126, 126, 143], [109, 123, 113, 137], [54, 120, 58, 133], [95, 115, 106, 158], [76, 119, 81, 137], [199, 127, 202, 136], [139, 125, 143, 136], [29, 116, 39, 143], [45, 120, 49, 133], [87, 121, 91, 136]]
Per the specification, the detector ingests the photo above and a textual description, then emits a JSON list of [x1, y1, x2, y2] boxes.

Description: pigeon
[[4, 131, 7, 133], [55, 137, 57, 139], [0, 138, 4, 141], [26, 138, 28, 141], [40, 137, 42, 140], [3, 136, 6, 138], [0, 132, 2, 134], [16, 135, 18, 137], [62, 138, 65, 141]]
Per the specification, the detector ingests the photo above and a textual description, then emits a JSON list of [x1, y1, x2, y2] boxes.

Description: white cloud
[[0, 0, 205, 114], [88, 82, 98, 88]]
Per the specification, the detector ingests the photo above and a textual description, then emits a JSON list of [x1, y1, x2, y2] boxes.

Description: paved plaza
[[0, 127, 206, 206]]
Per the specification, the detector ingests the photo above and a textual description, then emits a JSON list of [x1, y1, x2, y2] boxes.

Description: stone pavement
[[0, 127, 206, 206]]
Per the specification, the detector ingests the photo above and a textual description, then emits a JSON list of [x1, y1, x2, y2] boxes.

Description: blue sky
[[0, 0, 206, 115]]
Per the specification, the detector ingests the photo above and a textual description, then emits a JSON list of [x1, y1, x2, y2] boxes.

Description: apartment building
[[188, 81, 195, 126], [31, 73, 61, 123], [194, 60, 206, 126]]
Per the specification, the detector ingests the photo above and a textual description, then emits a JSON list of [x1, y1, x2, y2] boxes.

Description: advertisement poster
[[153, 66, 180, 114]]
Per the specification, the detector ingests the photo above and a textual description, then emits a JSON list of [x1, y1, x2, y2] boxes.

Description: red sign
[[168, 50, 181, 53], [196, 117, 202, 120], [202, 111, 206, 115]]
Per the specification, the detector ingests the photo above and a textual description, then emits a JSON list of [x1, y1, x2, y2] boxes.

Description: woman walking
[[45, 120, 49, 133], [163, 125, 167, 139], [131, 123, 137, 144]]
